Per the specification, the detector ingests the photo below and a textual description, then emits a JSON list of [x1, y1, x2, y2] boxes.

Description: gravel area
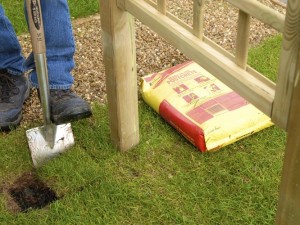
[[18, 0, 286, 128]]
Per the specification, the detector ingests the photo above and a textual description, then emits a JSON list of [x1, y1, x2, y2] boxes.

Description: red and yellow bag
[[141, 61, 273, 152]]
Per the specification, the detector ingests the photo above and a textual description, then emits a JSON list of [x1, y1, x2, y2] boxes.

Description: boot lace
[[0, 71, 20, 103]]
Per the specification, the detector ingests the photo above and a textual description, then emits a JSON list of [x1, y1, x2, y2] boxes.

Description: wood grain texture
[[157, 0, 167, 15], [276, 82, 300, 224], [100, 0, 139, 151], [193, 0, 205, 39], [236, 10, 250, 69], [275, 1, 300, 223], [272, 0, 300, 130]]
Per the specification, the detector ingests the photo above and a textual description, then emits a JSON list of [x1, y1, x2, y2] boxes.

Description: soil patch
[[8, 172, 58, 212]]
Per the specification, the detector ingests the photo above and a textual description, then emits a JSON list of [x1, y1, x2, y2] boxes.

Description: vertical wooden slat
[[272, 0, 300, 130], [157, 0, 167, 15], [275, 61, 300, 225], [226, 0, 284, 33], [235, 10, 250, 69], [100, 0, 139, 151], [193, 0, 205, 39]]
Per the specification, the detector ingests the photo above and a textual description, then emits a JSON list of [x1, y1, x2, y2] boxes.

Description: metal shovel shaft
[[34, 53, 56, 147], [35, 53, 51, 125], [26, 0, 74, 167], [25, 0, 50, 123], [26, 0, 55, 148], [25, 0, 50, 124]]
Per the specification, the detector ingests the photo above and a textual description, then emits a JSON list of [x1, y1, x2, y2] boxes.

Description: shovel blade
[[26, 123, 74, 167]]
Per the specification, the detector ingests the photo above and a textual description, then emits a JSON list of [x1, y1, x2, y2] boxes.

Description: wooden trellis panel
[[118, 0, 275, 117], [100, 0, 300, 224]]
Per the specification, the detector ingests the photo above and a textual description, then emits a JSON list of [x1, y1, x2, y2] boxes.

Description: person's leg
[[25, 0, 91, 124], [0, 5, 25, 74], [0, 4, 29, 130], [26, 0, 74, 89]]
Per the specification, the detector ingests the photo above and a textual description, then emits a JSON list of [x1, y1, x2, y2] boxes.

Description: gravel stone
[[18, 0, 286, 127]]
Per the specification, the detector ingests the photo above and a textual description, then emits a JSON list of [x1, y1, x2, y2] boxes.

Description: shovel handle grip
[[26, 0, 46, 54]]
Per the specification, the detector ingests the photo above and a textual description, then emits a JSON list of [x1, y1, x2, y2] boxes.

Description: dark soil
[[8, 171, 58, 212]]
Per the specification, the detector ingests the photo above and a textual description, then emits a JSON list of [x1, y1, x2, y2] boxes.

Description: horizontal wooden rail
[[226, 0, 285, 32], [272, 0, 287, 8], [144, 0, 285, 33], [122, 0, 275, 116], [138, 1, 238, 65]]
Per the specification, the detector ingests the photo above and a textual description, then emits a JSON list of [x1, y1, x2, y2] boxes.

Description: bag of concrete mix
[[141, 61, 273, 152]]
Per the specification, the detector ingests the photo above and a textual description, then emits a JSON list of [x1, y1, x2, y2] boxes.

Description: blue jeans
[[0, 0, 75, 89]]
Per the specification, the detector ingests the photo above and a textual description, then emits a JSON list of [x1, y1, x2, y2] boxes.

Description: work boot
[[0, 70, 30, 130], [46, 89, 92, 125]]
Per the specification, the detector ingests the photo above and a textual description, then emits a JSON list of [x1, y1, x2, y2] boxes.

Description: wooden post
[[193, 0, 205, 40], [235, 10, 250, 69], [275, 1, 300, 223], [272, 0, 300, 130], [157, 0, 167, 15], [99, 0, 139, 151], [275, 59, 300, 224]]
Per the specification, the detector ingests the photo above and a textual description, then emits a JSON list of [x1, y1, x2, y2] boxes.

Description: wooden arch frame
[[99, 0, 300, 223]]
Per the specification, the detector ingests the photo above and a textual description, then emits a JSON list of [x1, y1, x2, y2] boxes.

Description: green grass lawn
[[0, 0, 99, 34], [0, 34, 287, 224], [0, 102, 286, 225], [0, 2, 287, 224]]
